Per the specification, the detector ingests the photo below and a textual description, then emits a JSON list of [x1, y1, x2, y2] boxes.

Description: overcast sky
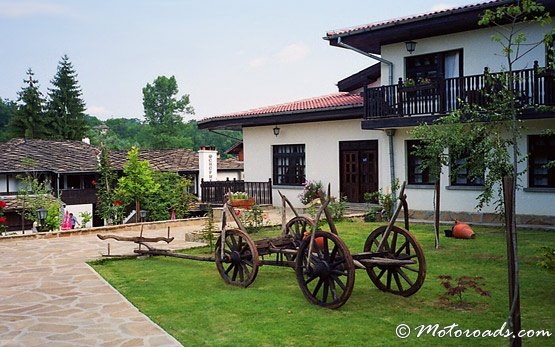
[[0, 0, 479, 121]]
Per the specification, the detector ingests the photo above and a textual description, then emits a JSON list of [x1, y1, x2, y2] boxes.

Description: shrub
[[298, 180, 323, 205], [201, 205, 217, 252], [364, 179, 399, 222], [80, 211, 92, 228], [537, 246, 555, 271], [328, 196, 347, 221], [0, 200, 6, 235], [437, 275, 490, 306], [238, 205, 266, 234]]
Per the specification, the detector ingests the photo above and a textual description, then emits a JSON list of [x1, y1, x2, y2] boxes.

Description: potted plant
[[229, 192, 255, 208]]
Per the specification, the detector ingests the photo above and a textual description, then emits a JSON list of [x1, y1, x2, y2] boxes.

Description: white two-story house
[[199, 0, 555, 226]]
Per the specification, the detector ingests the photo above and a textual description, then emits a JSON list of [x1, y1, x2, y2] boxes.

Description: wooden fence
[[200, 178, 273, 205]]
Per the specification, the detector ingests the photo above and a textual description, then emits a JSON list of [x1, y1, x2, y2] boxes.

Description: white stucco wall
[[217, 170, 243, 181], [380, 22, 554, 83], [64, 204, 93, 228], [395, 119, 555, 217], [243, 119, 390, 208], [243, 117, 555, 217]]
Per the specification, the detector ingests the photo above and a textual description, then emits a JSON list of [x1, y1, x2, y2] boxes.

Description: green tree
[[115, 146, 160, 222], [0, 98, 16, 142], [95, 144, 124, 224], [143, 171, 195, 221], [46, 55, 87, 140], [142, 75, 194, 148], [9, 69, 48, 139], [16, 175, 62, 231]]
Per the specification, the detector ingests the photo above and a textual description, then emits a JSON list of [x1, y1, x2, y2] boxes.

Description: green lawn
[[90, 221, 555, 346]]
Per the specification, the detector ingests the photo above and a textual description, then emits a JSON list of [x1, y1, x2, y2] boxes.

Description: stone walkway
[[0, 224, 205, 346]]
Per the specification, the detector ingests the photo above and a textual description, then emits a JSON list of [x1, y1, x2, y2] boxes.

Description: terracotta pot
[[303, 231, 325, 248], [452, 221, 476, 239], [230, 198, 255, 209]]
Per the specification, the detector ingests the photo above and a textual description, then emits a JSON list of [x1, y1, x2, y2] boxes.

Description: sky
[[0, 0, 481, 121]]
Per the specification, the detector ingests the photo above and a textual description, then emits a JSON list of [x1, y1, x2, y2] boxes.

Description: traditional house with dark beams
[[0, 139, 242, 231], [199, 0, 555, 225]]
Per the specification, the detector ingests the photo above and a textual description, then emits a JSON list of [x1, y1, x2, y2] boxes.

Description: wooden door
[[340, 141, 378, 203], [341, 151, 359, 202]]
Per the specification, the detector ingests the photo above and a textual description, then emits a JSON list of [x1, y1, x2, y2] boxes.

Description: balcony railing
[[60, 188, 97, 205], [364, 61, 555, 119]]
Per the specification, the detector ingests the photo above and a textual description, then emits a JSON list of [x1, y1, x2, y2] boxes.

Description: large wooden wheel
[[295, 232, 355, 309], [283, 216, 315, 262], [363, 225, 426, 297], [215, 228, 259, 288]]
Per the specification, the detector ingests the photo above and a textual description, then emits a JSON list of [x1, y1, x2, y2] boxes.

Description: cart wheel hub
[[312, 260, 331, 279], [230, 251, 242, 264]]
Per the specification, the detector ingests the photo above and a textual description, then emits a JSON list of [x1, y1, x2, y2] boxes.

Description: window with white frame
[[528, 134, 555, 188], [273, 144, 305, 186]]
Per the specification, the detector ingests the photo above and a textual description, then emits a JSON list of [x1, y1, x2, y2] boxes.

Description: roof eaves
[[200, 103, 363, 124]]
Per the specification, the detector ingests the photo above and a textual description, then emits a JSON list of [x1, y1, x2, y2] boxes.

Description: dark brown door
[[340, 141, 378, 203], [341, 151, 359, 202]]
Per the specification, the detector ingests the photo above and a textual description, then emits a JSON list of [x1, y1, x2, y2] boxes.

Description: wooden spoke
[[295, 232, 355, 309], [283, 217, 315, 263], [215, 229, 259, 288], [363, 225, 426, 297]]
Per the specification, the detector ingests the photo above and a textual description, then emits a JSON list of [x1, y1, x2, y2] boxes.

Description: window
[[273, 144, 305, 186], [406, 140, 435, 185], [529, 135, 555, 188], [450, 151, 484, 186], [405, 49, 462, 81]]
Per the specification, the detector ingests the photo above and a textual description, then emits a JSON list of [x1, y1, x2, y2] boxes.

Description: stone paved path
[[0, 225, 205, 346]]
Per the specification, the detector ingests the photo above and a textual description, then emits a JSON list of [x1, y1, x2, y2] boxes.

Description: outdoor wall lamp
[[273, 125, 280, 137], [405, 41, 417, 54], [36, 208, 48, 232], [140, 209, 148, 222]]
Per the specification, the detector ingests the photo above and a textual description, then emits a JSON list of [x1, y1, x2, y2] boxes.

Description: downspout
[[335, 36, 397, 202], [335, 37, 394, 85]]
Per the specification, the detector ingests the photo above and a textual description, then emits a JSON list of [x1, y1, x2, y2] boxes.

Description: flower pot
[[230, 198, 255, 209], [452, 221, 475, 239]]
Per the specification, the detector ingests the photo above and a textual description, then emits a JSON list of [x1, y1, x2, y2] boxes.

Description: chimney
[[198, 146, 218, 198]]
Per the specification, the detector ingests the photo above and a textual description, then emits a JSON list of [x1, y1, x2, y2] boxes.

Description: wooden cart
[[215, 181, 426, 309]]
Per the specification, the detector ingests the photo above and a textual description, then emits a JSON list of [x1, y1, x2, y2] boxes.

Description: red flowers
[[0, 200, 6, 209], [91, 180, 97, 186], [0, 216, 6, 224], [112, 200, 123, 206]]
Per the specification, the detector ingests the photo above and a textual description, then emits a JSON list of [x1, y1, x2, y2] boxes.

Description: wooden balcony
[[60, 188, 97, 205], [362, 62, 555, 129]]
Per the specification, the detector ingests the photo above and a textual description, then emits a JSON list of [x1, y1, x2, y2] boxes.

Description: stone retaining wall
[[0, 218, 207, 241]]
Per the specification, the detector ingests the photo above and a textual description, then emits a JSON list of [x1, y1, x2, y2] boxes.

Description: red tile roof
[[326, 0, 504, 38], [203, 92, 363, 121]]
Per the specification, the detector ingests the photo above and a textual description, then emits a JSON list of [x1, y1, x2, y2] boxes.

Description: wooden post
[[281, 192, 286, 235], [434, 179, 441, 249], [503, 176, 521, 347]]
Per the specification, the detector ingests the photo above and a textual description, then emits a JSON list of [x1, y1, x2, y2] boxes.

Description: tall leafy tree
[[9, 69, 48, 139], [115, 147, 160, 222], [0, 98, 16, 142], [142, 75, 194, 148], [46, 55, 87, 140]]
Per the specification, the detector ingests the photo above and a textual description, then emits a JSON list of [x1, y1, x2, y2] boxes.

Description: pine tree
[[46, 55, 87, 140], [9, 69, 48, 139]]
